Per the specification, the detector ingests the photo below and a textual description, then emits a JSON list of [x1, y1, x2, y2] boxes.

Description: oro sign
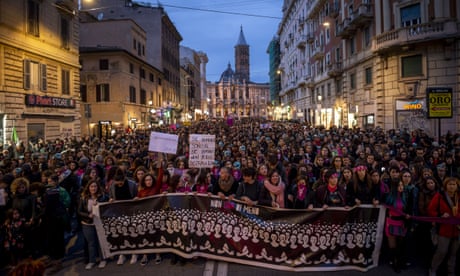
[[426, 87, 453, 118]]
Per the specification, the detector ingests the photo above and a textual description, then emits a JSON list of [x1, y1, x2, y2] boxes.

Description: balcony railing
[[329, 1, 340, 18], [372, 20, 458, 53], [336, 18, 355, 38], [327, 62, 343, 78], [349, 4, 373, 27], [311, 44, 325, 60], [296, 35, 307, 49], [306, 32, 315, 44]]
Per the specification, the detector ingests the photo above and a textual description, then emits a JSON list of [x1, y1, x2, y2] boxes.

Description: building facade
[[180, 46, 208, 122], [207, 27, 270, 119], [0, 0, 82, 145], [81, 0, 183, 129], [278, 0, 460, 135]]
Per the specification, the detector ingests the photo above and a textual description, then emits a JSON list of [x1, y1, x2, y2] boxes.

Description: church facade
[[206, 27, 270, 119]]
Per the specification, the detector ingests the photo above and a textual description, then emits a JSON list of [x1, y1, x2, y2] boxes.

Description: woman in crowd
[[256, 164, 268, 183], [347, 164, 374, 206], [315, 170, 347, 209], [259, 170, 286, 208], [416, 176, 440, 267], [77, 179, 108, 270], [287, 175, 314, 209], [135, 169, 162, 266], [338, 166, 353, 190], [427, 177, 460, 276], [384, 179, 412, 273]]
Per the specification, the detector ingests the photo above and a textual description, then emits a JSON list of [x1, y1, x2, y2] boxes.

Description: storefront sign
[[426, 87, 453, 118], [395, 99, 425, 111], [25, 95, 75, 108]]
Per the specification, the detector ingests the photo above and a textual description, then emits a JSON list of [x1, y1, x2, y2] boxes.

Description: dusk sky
[[143, 0, 283, 83]]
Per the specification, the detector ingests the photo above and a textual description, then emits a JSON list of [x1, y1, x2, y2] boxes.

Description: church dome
[[219, 62, 234, 82]]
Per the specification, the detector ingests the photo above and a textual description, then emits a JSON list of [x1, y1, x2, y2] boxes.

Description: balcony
[[349, 4, 373, 27], [336, 18, 356, 38], [296, 35, 307, 49], [372, 20, 458, 54], [329, 1, 340, 18], [306, 32, 315, 44], [311, 45, 325, 60], [327, 62, 343, 78]]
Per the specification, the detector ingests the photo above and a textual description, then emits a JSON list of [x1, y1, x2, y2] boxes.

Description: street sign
[[426, 87, 453, 118]]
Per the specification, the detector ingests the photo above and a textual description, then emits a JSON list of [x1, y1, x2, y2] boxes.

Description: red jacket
[[427, 192, 460, 238]]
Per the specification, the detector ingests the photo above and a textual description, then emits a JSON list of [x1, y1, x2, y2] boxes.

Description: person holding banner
[[109, 169, 138, 266], [427, 177, 460, 276], [135, 168, 163, 266], [259, 170, 286, 208], [315, 170, 347, 208], [208, 167, 238, 200], [77, 179, 108, 270], [235, 167, 262, 206]]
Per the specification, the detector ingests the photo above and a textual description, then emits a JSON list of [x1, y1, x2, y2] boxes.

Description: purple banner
[[94, 194, 386, 272]]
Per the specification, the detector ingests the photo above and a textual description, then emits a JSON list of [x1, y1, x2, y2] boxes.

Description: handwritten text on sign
[[148, 131, 179, 154], [189, 134, 216, 168]]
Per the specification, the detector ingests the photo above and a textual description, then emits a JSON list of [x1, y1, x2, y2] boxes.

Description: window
[[99, 59, 109, 70], [325, 28, 330, 43], [349, 37, 356, 55], [129, 86, 136, 103], [349, 72, 356, 90], [61, 69, 70, 95], [140, 68, 145, 79], [133, 38, 137, 49], [363, 26, 371, 47], [80, 85, 87, 102], [137, 42, 141, 56], [23, 60, 47, 91], [96, 84, 110, 102], [60, 16, 70, 49], [365, 67, 372, 85], [400, 4, 421, 27], [401, 54, 423, 77], [335, 47, 341, 61], [27, 0, 39, 36], [129, 63, 134, 74], [140, 89, 146, 105], [327, 83, 331, 97], [158, 78, 162, 85], [149, 73, 154, 82]]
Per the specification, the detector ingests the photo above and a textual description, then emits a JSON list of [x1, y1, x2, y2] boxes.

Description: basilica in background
[[206, 27, 270, 120]]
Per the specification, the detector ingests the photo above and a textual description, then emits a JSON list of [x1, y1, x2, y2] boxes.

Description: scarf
[[264, 179, 285, 208], [218, 175, 235, 192], [297, 185, 307, 201], [445, 191, 459, 216]]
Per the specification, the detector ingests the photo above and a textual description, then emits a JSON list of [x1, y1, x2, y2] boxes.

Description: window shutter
[[23, 60, 31, 89], [40, 63, 47, 91], [105, 84, 110, 101], [96, 85, 101, 102]]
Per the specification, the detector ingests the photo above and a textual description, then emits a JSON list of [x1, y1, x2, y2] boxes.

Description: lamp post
[[317, 95, 322, 127]]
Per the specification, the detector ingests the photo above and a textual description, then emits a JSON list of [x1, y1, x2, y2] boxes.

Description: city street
[[37, 233, 427, 276]]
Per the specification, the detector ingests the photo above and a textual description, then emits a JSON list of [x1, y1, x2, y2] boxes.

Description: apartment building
[[278, 0, 460, 136], [0, 0, 82, 145], [79, 18, 164, 136]]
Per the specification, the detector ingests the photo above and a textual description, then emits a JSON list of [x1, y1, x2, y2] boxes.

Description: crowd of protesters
[[0, 118, 459, 275]]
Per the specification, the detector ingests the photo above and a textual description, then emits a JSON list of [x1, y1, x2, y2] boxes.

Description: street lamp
[[317, 95, 322, 127]]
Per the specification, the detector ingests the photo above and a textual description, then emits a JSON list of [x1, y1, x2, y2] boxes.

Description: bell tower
[[234, 26, 250, 82]]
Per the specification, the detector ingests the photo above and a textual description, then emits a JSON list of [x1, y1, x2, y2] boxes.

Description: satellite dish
[[97, 12, 104, 21]]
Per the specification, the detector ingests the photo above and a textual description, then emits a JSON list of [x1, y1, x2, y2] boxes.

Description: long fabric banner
[[94, 194, 386, 272]]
